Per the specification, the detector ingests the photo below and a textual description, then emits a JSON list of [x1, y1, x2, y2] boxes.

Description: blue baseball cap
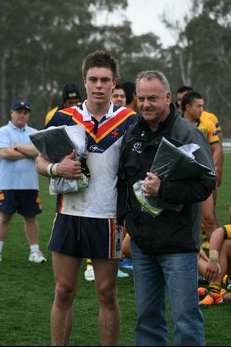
[[11, 100, 31, 112]]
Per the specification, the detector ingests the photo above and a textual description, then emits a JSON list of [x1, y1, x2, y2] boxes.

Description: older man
[[117, 70, 216, 346]]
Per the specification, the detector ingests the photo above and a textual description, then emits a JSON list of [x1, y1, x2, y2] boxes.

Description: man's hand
[[142, 172, 161, 197], [204, 249, 221, 283], [14, 143, 39, 157], [204, 260, 221, 283], [57, 150, 82, 179], [0, 147, 25, 160]]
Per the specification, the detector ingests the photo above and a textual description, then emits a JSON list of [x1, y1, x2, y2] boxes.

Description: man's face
[[84, 67, 116, 106], [136, 77, 171, 130], [111, 88, 126, 107], [11, 109, 30, 128], [186, 98, 204, 122]]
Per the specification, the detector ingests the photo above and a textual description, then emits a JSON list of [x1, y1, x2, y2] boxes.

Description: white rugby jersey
[[47, 101, 138, 218]]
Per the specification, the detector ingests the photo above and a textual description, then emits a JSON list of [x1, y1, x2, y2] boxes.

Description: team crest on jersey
[[132, 141, 142, 154], [111, 128, 119, 139]]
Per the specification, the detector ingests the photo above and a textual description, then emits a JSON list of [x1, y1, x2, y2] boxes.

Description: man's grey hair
[[135, 70, 171, 93]]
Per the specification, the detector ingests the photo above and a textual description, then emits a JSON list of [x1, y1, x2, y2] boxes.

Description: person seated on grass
[[198, 224, 231, 305]]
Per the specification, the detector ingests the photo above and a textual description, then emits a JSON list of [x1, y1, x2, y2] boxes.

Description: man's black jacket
[[117, 104, 216, 255]]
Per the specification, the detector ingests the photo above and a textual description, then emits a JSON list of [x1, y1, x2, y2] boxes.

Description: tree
[[162, 0, 231, 134], [0, 0, 132, 126]]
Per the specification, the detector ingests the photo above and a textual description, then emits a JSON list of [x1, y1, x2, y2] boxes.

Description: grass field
[[0, 153, 231, 346]]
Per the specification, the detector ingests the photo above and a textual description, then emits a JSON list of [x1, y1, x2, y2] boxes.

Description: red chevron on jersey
[[94, 108, 135, 143], [61, 107, 136, 143], [61, 107, 95, 134]]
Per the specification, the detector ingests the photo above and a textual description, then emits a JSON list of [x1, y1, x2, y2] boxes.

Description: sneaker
[[117, 269, 129, 278], [119, 258, 133, 271], [28, 250, 47, 263], [199, 291, 223, 306], [84, 265, 95, 282], [198, 287, 208, 301]]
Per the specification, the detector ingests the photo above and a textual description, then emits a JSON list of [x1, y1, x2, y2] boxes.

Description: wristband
[[209, 249, 219, 261], [51, 163, 59, 176], [47, 163, 53, 176]]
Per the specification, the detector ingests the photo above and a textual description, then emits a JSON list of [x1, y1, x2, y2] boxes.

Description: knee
[[55, 282, 76, 309], [97, 285, 117, 309], [202, 214, 216, 227]]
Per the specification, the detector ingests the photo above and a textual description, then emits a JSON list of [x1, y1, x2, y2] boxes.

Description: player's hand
[[58, 150, 82, 179], [205, 260, 221, 283]]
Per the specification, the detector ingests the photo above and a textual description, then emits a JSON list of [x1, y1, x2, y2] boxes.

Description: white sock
[[30, 244, 39, 253], [0, 241, 4, 253]]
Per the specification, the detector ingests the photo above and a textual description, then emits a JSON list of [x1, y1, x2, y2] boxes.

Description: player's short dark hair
[[181, 91, 203, 112], [82, 50, 119, 80]]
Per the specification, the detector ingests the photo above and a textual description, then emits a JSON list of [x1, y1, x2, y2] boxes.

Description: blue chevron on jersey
[[47, 101, 138, 152]]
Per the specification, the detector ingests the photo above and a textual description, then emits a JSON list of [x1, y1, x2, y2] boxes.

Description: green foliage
[[0, 0, 133, 126], [0, 0, 230, 133], [161, 0, 231, 134], [203, 0, 231, 25], [0, 153, 231, 346], [216, 152, 231, 224], [182, 13, 230, 117]]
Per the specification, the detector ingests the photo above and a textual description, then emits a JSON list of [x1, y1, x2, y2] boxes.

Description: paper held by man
[[29, 125, 89, 194], [133, 136, 213, 217]]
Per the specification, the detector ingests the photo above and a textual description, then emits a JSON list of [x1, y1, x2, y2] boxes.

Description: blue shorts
[[0, 190, 42, 216], [48, 214, 122, 259]]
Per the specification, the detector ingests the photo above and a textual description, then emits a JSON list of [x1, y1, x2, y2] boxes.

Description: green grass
[[0, 153, 231, 346]]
